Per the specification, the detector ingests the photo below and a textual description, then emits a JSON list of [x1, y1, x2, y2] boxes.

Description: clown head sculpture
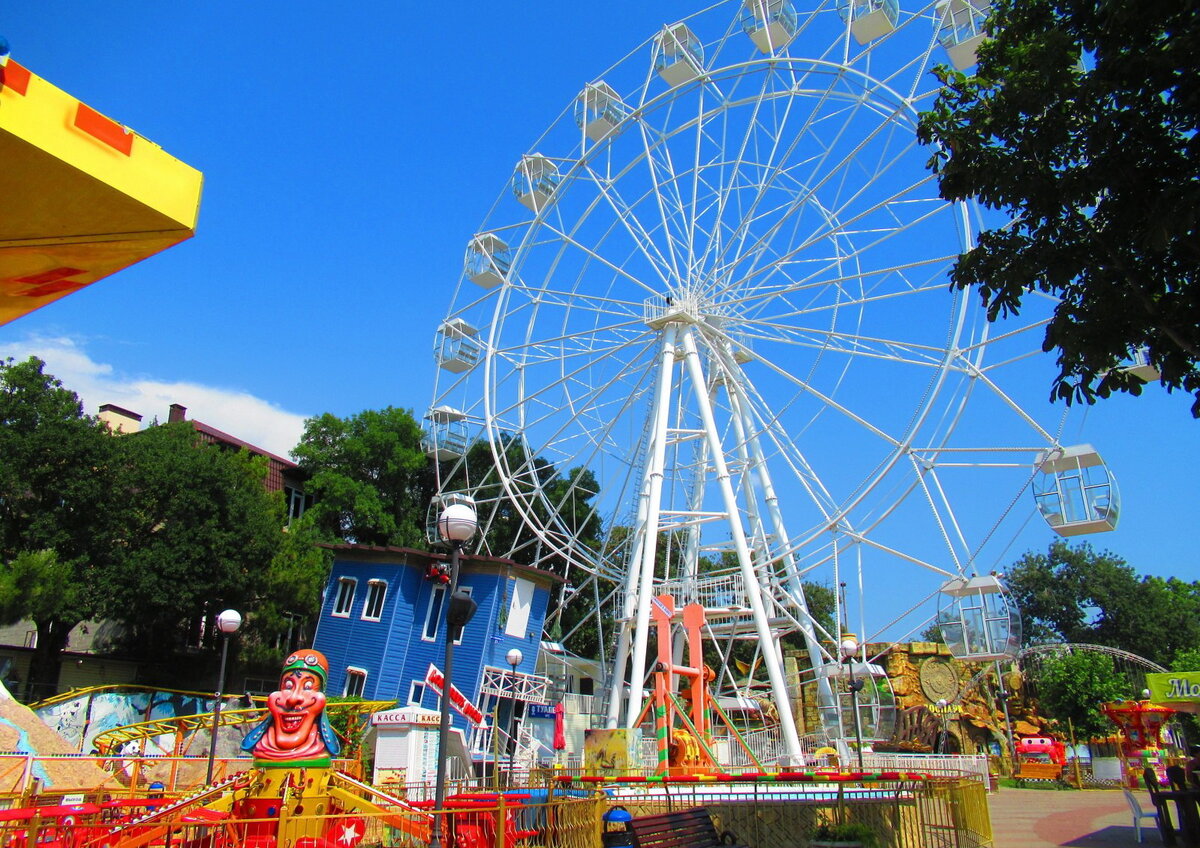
[[242, 649, 342, 767]]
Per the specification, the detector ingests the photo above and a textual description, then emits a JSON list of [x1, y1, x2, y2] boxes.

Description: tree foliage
[[0, 357, 117, 697], [1005, 540, 1200, 667], [291, 408, 432, 547], [917, 0, 1200, 414], [1035, 650, 1130, 739], [0, 357, 287, 696], [101, 422, 283, 658], [242, 516, 332, 669]]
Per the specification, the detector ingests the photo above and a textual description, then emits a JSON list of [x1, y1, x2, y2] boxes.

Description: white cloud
[[0, 335, 308, 458]]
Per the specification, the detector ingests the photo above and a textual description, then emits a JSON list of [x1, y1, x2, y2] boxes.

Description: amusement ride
[[422, 0, 1122, 766]]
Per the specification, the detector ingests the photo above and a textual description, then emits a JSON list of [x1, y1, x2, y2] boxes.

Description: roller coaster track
[[957, 642, 1166, 702], [92, 701, 397, 755], [30, 684, 253, 711]]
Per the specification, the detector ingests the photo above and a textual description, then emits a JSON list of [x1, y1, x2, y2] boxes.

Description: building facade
[[313, 545, 561, 740]]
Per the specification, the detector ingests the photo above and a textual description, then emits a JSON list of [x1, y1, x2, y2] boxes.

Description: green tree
[[916, 0, 1200, 414], [101, 423, 283, 661], [1035, 650, 1130, 739], [241, 515, 332, 668], [0, 357, 118, 698], [291, 408, 432, 547], [1005, 540, 1200, 665]]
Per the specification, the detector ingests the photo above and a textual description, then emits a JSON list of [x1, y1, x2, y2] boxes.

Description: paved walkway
[[988, 786, 1153, 847]]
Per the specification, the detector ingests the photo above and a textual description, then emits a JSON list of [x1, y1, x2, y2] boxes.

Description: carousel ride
[[35, 651, 435, 848], [421, 0, 1123, 767]]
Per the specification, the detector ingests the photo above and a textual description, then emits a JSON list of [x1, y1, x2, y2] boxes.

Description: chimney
[[98, 404, 143, 434], [168, 403, 187, 423]]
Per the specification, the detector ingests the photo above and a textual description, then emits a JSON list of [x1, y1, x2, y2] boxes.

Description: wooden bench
[[1015, 761, 1063, 785], [626, 808, 749, 848]]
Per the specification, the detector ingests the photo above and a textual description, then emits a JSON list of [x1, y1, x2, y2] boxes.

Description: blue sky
[[2, 0, 1197, 605]]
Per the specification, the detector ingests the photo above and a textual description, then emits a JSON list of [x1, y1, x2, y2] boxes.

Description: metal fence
[[550, 775, 992, 848]]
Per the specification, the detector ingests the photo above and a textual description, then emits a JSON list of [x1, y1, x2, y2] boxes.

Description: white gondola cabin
[[839, 0, 899, 44], [654, 23, 704, 87], [575, 81, 629, 143], [435, 318, 482, 373], [815, 661, 897, 743], [512, 153, 560, 213], [465, 233, 511, 289], [1033, 444, 1120, 536], [422, 406, 468, 461], [936, 574, 1021, 662], [935, 0, 991, 69], [741, 0, 800, 54], [1124, 346, 1160, 383]]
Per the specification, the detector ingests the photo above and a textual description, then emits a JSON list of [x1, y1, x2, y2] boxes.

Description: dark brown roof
[[189, 419, 297, 492], [318, 542, 565, 585]]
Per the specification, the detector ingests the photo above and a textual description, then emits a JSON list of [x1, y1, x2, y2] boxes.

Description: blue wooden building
[[312, 544, 560, 743]]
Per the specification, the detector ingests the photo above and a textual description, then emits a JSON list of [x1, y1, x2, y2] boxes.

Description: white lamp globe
[[216, 609, 242, 635], [438, 502, 479, 544], [506, 648, 524, 669], [839, 637, 858, 661]]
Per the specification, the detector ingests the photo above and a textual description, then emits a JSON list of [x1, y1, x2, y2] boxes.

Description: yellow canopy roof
[[0, 58, 203, 325]]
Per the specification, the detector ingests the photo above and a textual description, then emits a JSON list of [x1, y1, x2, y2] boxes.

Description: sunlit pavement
[[988, 786, 1147, 847]]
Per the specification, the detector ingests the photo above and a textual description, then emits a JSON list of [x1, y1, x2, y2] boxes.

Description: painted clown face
[[268, 669, 326, 746], [250, 651, 334, 762]]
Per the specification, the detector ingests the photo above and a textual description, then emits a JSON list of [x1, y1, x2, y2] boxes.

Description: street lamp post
[[206, 608, 242, 785], [840, 635, 866, 771], [935, 698, 949, 754], [429, 500, 478, 848], [505, 647, 523, 783]]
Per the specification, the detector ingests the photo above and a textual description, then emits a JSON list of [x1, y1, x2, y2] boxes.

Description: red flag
[[553, 701, 566, 750]]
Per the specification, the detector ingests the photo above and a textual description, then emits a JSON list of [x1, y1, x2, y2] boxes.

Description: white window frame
[[408, 681, 426, 707], [504, 577, 534, 637], [422, 585, 447, 642], [344, 666, 368, 698], [332, 577, 357, 617], [361, 579, 388, 621]]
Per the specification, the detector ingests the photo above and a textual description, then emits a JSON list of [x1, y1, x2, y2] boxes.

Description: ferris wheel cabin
[[935, 0, 991, 69], [1123, 346, 1160, 383], [512, 153, 560, 213], [815, 660, 898, 743], [422, 405, 468, 461], [575, 81, 629, 143], [654, 23, 704, 87], [464, 233, 511, 289], [839, 0, 899, 44], [741, 0, 800, 53], [1033, 444, 1120, 536], [434, 317, 482, 374], [936, 575, 1021, 662]]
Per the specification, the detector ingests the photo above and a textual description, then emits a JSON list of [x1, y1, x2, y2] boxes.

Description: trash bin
[[602, 806, 633, 848]]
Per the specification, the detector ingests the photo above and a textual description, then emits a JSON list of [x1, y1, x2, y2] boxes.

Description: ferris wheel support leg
[[624, 327, 681, 730], [723, 362, 839, 719], [678, 329, 806, 765], [605, 628, 633, 728]]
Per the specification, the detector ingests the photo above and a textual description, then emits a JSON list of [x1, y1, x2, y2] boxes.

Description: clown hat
[[281, 649, 329, 686]]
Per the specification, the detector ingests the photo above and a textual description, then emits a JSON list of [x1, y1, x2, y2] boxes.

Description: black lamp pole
[[430, 542, 463, 848], [206, 609, 241, 785], [840, 635, 865, 771], [429, 501, 478, 848]]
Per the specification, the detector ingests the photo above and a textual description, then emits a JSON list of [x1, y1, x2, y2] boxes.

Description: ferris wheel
[[424, 0, 1111, 762]]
